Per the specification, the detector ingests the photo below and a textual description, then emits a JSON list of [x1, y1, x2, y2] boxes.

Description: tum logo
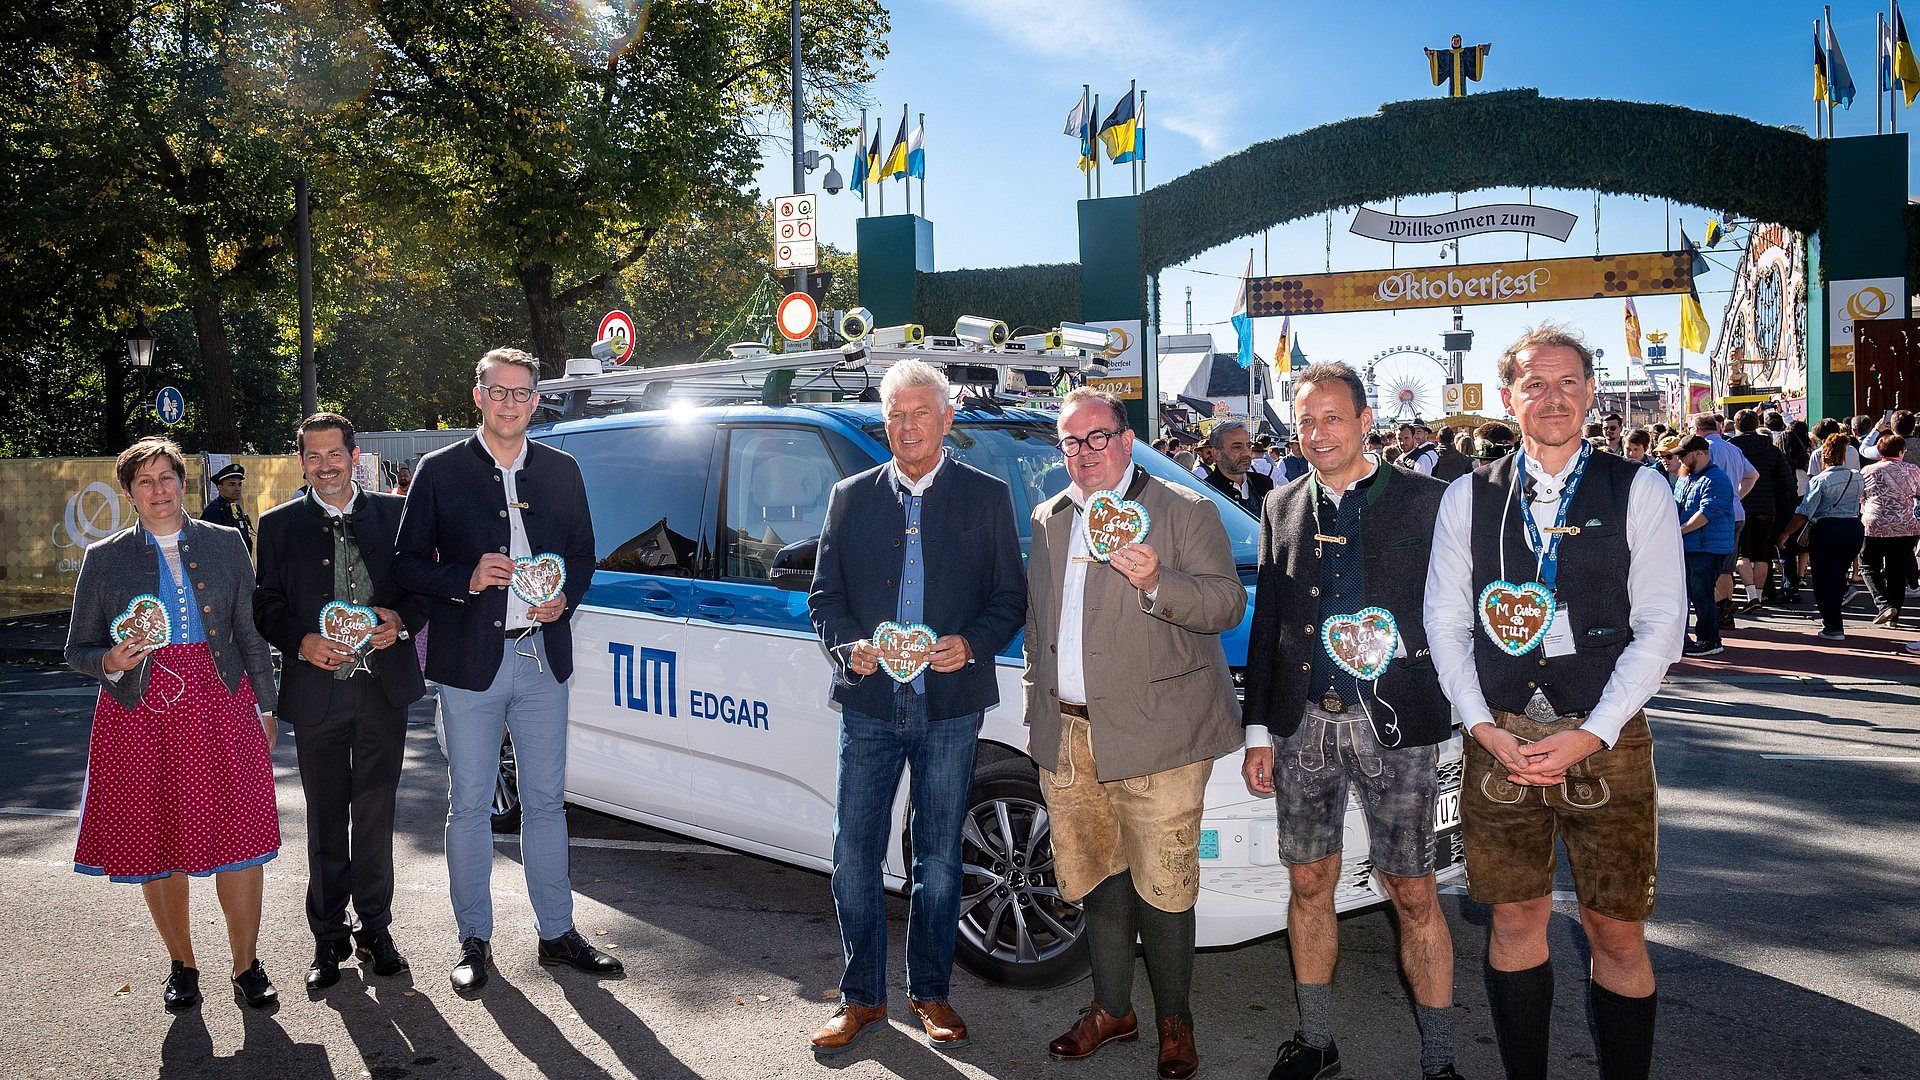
[[609, 642, 676, 716]]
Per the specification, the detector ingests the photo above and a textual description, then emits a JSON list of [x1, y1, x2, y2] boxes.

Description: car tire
[[951, 759, 1089, 989]]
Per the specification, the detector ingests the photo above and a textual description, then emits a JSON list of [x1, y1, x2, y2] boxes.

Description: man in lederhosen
[[1425, 325, 1686, 1080], [1243, 362, 1461, 1080]]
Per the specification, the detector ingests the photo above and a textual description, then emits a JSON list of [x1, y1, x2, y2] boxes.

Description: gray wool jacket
[[66, 518, 279, 713]]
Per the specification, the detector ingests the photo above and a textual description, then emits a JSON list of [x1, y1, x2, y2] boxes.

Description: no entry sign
[[597, 310, 635, 363], [776, 291, 819, 342]]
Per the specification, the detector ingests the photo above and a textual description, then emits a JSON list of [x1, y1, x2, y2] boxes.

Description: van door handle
[[696, 598, 736, 619], [640, 594, 675, 614]]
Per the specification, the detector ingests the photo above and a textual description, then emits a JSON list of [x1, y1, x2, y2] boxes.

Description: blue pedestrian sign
[[155, 386, 186, 427]]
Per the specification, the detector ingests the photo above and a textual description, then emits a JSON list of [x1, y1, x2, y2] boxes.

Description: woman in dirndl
[[64, 437, 282, 1011]]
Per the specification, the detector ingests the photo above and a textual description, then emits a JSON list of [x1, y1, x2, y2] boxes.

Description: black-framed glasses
[[1060, 428, 1122, 456], [479, 384, 536, 403]]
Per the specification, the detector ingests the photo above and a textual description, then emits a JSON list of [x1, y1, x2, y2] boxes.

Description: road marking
[[0, 807, 79, 817], [493, 835, 736, 856], [1759, 754, 1920, 762]]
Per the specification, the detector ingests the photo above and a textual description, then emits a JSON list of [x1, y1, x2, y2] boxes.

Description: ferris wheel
[[1365, 347, 1451, 425]]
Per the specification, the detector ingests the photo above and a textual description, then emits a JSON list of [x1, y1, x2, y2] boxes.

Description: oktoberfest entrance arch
[[860, 88, 1909, 425]]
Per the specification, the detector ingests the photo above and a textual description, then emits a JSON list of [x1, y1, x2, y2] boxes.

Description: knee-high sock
[[1082, 874, 1138, 1018], [1133, 887, 1196, 1023], [1590, 981, 1656, 1080], [1485, 960, 1553, 1080]]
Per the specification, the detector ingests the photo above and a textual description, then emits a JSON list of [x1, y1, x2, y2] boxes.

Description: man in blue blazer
[[394, 347, 615, 993], [806, 360, 1026, 1056]]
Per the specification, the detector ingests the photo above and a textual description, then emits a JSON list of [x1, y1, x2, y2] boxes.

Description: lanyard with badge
[[1310, 465, 1406, 746], [1478, 441, 1589, 658]]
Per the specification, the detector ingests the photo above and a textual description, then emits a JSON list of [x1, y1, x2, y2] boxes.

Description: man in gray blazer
[[1025, 387, 1245, 1080]]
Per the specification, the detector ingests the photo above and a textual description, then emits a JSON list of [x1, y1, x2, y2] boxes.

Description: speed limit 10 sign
[[597, 309, 635, 364]]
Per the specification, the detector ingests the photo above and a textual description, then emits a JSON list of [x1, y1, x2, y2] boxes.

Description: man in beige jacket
[[1025, 387, 1246, 1080]]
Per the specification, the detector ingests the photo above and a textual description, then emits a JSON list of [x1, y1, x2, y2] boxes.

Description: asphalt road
[[0, 662, 1914, 1079]]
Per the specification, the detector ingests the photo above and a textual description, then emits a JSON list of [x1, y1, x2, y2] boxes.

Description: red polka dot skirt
[[74, 643, 281, 883]]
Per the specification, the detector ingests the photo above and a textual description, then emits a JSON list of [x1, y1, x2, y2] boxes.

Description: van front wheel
[[951, 759, 1089, 988]]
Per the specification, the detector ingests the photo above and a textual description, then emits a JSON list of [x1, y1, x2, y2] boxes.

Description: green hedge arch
[[1139, 89, 1826, 273], [915, 264, 1082, 335]]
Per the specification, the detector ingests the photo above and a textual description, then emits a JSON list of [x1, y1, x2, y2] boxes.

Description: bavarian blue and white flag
[[1231, 251, 1255, 369], [906, 119, 925, 179]]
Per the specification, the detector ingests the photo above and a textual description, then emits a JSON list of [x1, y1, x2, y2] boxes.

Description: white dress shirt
[[497, 440, 536, 631], [889, 451, 946, 496], [1424, 454, 1686, 747], [1057, 464, 1141, 705]]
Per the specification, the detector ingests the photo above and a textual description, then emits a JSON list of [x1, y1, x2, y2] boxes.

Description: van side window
[[566, 423, 714, 576], [721, 427, 840, 582]]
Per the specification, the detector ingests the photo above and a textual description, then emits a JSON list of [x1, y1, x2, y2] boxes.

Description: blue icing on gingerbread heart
[[110, 593, 171, 649], [872, 620, 936, 684], [511, 553, 567, 606], [319, 600, 379, 651], [1082, 490, 1150, 561]]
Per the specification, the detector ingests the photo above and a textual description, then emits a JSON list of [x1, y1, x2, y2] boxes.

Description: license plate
[[1434, 788, 1462, 831]]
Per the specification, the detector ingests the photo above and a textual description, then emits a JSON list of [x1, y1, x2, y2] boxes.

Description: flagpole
[[1092, 91, 1102, 199], [858, 107, 868, 217], [902, 103, 911, 217], [876, 108, 885, 215], [1827, 8, 1837, 138], [1138, 90, 1147, 191], [1128, 79, 1138, 195], [918, 111, 926, 217], [1880, 12, 1887, 134], [1082, 84, 1092, 200], [1817, 20, 1826, 138], [1895, 0, 1903, 134]]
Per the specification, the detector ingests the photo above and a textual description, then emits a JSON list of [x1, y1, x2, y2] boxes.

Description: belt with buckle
[[505, 625, 542, 640], [1060, 701, 1089, 719], [1317, 692, 1350, 715]]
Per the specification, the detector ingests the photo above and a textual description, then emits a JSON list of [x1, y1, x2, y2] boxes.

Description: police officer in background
[[202, 462, 254, 552], [1426, 325, 1685, 1080]]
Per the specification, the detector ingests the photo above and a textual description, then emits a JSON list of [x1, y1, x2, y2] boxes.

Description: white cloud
[[935, 0, 1247, 153]]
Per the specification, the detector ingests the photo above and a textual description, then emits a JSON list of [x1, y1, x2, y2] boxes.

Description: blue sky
[[754, 0, 1910, 412]]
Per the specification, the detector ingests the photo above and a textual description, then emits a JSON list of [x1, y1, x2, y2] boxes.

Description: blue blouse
[[148, 531, 208, 645]]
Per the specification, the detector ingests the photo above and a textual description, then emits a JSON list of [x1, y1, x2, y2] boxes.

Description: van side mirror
[[770, 536, 818, 592]]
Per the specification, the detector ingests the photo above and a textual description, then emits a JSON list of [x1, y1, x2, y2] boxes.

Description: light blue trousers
[[440, 633, 573, 942]]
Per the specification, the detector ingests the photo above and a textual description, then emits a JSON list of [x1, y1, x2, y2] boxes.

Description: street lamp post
[[126, 320, 155, 436]]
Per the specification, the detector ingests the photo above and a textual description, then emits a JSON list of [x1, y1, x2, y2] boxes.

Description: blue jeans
[[440, 633, 573, 942], [1684, 551, 1724, 648], [831, 693, 983, 1007]]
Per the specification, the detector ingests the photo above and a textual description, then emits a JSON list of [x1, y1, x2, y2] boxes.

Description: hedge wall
[[915, 263, 1082, 334], [1141, 89, 1827, 273]]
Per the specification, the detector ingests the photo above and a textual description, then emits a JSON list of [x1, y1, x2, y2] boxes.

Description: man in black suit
[[254, 413, 429, 990], [1203, 419, 1274, 514], [806, 360, 1026, 1056], [202, 461, 254, 552], [394, 347, 614, 993]]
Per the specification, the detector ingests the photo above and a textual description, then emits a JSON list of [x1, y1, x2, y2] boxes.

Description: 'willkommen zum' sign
[[1244, 251, 1695, 318]]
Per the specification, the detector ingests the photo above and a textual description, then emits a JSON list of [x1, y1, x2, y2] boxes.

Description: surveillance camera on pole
[[953, 315, 1010, 348]]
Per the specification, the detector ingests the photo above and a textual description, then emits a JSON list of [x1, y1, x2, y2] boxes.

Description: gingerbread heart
[[1321, 607, 1399, 682], [511, 553, 567, 606], [872, 620, 937, 684], [1478, 580, 1557, 657], [319, 600, 379, 651], [110, 594, 170, 650], [1082, 490, 1151, 561]]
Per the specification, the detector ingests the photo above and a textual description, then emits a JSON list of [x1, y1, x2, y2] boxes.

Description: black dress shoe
[[355, 931, 411, 977], [537, 928, 624, 975], [306, 940, 351, 990], [163, 961, 202, 1010], [450, 936, 490, 992], [232, 959, 278, 1008]]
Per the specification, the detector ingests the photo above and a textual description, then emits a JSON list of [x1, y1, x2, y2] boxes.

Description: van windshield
[[865, 420, 1261, 569]]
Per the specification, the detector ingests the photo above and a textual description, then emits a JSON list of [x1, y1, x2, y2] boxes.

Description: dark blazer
[[809, 457, 1027, 722], [1729, 430, 1798, 520], [393, 435, 595, 691], [202, 496, 254, 551], [66, 518, 277, 712], [253, 489, 430, 715], [1203, 466, 1273, 515], [1243, 464, 1452, 746]]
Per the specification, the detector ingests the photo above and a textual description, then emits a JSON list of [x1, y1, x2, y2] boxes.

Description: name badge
[[1543, 605, 1576, 658]]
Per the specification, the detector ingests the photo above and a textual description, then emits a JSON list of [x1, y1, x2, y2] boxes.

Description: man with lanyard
[[254, 412, 427, 989], [202, 462, 255, 553], [1243, 363, 1461, 1080], [1425, 326, 1685, 1080], [394, 347, 616, 992], [805, 360, 1026, 1055]]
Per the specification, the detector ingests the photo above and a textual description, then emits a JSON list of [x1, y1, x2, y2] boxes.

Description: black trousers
[[291, 671, 409, 944], [1808, 517, 1866, 633], [1862, 534, 1919, 615]]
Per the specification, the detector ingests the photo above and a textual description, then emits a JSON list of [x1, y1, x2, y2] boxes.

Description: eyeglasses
[[1658, 453, 1680, 461], [479, 384, 536, 404], [1060, 428, 1122, 456]]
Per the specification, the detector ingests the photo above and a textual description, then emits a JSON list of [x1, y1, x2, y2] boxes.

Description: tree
[[357, 0, 888, 374]]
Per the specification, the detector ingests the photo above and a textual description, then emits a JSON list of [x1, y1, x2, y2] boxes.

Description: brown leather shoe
[[1048, 1000, 1139, 1060], [1157, 1015, 1198, 1079], [907, 997, 970, 1049], [809, 1002, 887, 1055]]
